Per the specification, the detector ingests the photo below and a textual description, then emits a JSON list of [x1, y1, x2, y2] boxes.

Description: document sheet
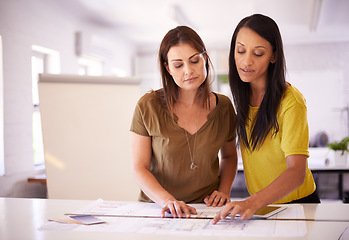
[[40, 199, 307, 237]]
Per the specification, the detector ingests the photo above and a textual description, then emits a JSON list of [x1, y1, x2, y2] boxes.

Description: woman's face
[[234, 27, 276, 85], [165, 43, 207, 92]]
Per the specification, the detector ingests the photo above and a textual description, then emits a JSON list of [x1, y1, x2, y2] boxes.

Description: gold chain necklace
[[184, 129, 198, 170]]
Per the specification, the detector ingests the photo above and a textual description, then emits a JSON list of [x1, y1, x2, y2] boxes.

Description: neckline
[[173, 92, 220, 136], [249, 84, 292, 109]]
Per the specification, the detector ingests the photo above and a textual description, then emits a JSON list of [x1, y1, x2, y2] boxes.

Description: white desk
[[1, 197, 348, 240]]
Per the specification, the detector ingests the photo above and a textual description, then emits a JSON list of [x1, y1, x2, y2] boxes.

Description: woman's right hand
[[212, 199, 258, 224], [161, 200, 197, 218]]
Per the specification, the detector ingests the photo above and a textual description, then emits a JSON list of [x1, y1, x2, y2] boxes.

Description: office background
[[0, 0, 348, 200]]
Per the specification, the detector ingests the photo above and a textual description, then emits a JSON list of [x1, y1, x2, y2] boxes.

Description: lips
[[239, 68, 255, 77], [241, 68, 254, 73], [184, 77, 197, 82]]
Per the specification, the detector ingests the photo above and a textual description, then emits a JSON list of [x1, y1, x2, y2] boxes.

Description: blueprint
[[40, 199, 307, 237]]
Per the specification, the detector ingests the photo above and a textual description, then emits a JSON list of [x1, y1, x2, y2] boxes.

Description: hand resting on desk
[[161, 199, 197, 218], [204, 190, 231, 207], [161, 190, 230, 218]]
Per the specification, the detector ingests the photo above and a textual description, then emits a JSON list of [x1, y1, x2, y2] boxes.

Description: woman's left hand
[[204, 190, 231, 207]]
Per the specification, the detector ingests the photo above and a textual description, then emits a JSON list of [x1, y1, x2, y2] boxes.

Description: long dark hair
[[158, 26, 214, 115], [229, 14, 286, 151]]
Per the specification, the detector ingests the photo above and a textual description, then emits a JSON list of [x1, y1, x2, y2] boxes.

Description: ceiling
[[62, 0, 349, 50]]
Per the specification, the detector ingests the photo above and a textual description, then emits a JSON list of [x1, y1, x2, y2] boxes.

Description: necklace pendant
[[190, 163, 197, 170]]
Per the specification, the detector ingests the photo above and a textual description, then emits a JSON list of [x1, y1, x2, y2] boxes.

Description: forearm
[[247, 165, 305, 210], [132, 166, 175, 206], [218, 155, 238, 195], [131, 133, 175, 206], [213, 155, 308, 222], [217, 141, 238, 195]]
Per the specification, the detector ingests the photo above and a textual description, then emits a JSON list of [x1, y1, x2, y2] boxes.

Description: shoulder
[[137, 90, 163, 109], [281, 84, 307, 110], [214, 92, 233, 106], [138, 91, 159, 103], [212, 92, 236, 119], [134, 91, 166, 119]]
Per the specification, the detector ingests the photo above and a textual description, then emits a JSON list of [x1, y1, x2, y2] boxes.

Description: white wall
[[0, 0, 136, 197], [1, 0, 348, 198], [135, 42, 349, 144], [0, 36, 4, 176], [285, 42, 349, 143]]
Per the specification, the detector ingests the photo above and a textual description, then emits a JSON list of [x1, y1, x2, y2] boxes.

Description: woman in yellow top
[[213, 14, 320, 223], [130, 26, 237, 218]]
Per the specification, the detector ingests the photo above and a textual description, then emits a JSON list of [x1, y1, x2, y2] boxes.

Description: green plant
[[218, 74, 229, 84], [327, 136, 349, 155]]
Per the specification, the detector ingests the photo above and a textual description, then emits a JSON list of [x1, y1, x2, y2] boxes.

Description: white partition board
[[39, 74, 141, 201]]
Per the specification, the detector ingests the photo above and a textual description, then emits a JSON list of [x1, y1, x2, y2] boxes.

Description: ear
[[164, 62, 171, 75], [271, 53, 277, 64]]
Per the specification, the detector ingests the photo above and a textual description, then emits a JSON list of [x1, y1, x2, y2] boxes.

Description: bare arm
[[205, 140, 238, 207], [130, 132, 196, 217], [213, 154, 307, 222]]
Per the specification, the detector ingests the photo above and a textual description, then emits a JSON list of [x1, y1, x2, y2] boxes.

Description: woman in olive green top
[[130, 26, 237, 218]]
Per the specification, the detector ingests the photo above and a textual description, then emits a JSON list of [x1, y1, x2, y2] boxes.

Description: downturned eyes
[[190, 58, 200, 64], [236, 50, 264, 57], [172, 58, 201, 69], [174, 64, 183, 69]]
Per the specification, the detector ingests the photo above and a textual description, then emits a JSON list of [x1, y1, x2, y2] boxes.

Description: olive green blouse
[[130, 91, 236, 203]]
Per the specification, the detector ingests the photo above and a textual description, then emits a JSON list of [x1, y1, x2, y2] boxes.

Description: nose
[[183, 63, 193, 75], [243, 53, 253, 67]]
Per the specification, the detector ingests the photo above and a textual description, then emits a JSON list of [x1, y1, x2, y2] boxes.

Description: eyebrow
[[237, 42, 266, 49], [170, 52, 201, 62]]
